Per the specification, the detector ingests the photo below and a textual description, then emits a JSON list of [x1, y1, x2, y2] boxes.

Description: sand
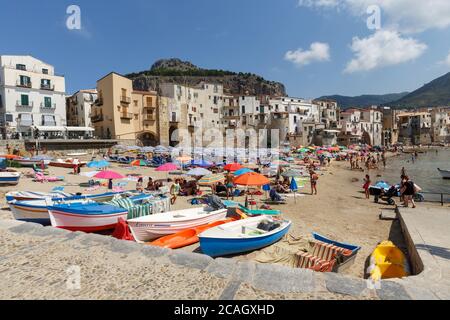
[[0, 152, 408, 279]]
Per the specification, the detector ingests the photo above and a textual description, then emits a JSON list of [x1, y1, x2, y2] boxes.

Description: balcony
[[143, 114, 155, 121], [143, 105, 156, 111], [120, 96, 131, 104], [121, 112, 133, 119], [94, 98, 104, 106], [223, 115, 240, 120], [40, 84, 55, 91], [40, 103, 56, 109], [16, 81, 32, 88], [91, 114, 104, 123], [16, 101, 34, 108]]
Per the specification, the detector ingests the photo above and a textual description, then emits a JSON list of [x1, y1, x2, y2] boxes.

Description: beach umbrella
[[224, 163, 243, 172], [155, 163, 179, 172], [233, 172, 270, 187], [186, 168, 212, 177], [154, 145, 169, 153], [130, 159, 147, 167], [190, 159, 213, 167], [262, 184, 271, 200], [87, 160, 110, 169], [94, 170, 125, 180], [234, 168, 254, 176], [198, 174, 225, 186], [290, 177, 299, 203], [141, 146, 154, 153], [80, 170, 100, 178]]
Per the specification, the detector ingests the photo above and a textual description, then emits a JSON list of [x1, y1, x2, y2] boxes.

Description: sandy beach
[[0, 151, 416, 279]]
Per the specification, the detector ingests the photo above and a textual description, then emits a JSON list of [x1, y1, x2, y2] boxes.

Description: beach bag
[[112, 218, 134, 241]]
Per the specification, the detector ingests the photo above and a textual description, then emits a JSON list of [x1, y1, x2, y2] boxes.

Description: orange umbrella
[[233, 172, 270, 186]]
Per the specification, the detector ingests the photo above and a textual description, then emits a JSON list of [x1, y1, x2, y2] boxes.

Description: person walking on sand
[[309, 169, 318, 195], [401, 176, 416, 208], [363, 174, 371, 199], [170, 179, 181, 205]]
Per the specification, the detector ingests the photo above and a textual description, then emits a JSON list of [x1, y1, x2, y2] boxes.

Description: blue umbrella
[[191, 159, 213, 167], [87, 160, 110, 168], [234, 168, 253, 176], [290, 177, 298, 203]]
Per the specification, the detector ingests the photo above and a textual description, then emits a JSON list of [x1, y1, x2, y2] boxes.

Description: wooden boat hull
[[9, 201, 51, 225], [150, 219, 235, 249], [128, 208, 227, 242], [8, 192, 122, 225], [199, 216, 291, 257], [49, 162, 86, 169], [0, 172, 21, 186], [48, 203, 128, 232], [438, 168, 450, 179]]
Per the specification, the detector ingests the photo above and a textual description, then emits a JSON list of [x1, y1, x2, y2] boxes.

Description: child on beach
[[363, 175, 371, 199], [136, 177, 144, 193], [170, 179, 181, 205]]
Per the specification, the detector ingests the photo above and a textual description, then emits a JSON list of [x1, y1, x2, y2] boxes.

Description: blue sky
[[1, 0, 450, 98]]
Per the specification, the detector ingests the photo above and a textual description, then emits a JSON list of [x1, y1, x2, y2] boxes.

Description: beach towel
[[112, 218, 134, 241]]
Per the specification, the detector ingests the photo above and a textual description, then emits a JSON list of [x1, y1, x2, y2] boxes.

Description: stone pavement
[[394, 207, 450, 300], [0, 212, 447, 300]]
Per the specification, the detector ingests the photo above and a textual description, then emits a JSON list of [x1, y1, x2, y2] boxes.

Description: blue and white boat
[[0, 172, 21, 186], [199, 216, 291, 257], [8, 191, 125, 225]]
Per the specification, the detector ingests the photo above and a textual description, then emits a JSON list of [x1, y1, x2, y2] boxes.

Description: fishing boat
[[5, 190, 74, 202], [48, 202, 128, 232], [49, 159, 86, 169], [15, 158, 50, 168], [8, 192, 125, 225], [368, 241, 410, 281], [66, 152, 88, 157], [294, 233, 361, 273], [150, 219, 235, 249], [437, 168, 450, 179], [199, 216, 291, 257], [0, 172, 21, 186], [128, 207, 228, 242]]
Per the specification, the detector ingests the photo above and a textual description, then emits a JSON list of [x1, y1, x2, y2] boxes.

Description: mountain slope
[[389, 72, 450, 108], [318, 92, 409, 109], [126, 58, 286, 96]]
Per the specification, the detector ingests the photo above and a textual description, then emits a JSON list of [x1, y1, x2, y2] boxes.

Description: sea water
[[376, 148, 450, 203]]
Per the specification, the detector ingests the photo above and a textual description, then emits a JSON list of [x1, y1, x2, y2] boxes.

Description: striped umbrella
[[198, 174, 225, 186], [130, 159, 147, 167]]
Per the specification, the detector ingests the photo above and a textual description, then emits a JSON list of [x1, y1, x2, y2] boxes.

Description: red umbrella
[[94, 170, 125, 180], [224, 163, 243, 172]]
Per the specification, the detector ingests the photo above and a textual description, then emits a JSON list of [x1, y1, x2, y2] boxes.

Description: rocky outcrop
[[126, 58, 286, 97]]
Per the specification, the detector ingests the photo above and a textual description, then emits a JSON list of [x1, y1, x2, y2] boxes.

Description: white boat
[[0, 172, 21, 186], [437, 168, 450, 179], [5, 190, 73, 202], [67, 152, 88, 157], [128, 206, 227, 242]]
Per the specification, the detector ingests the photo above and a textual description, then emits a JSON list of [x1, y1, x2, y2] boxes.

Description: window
[[21, 94, 29, 106], [44, 97, 52, 108], [134, 100, 138, 107], [16, 64, 26, 71], [242, 106, 246, 114], [5, 114, 13, 122], [41, 79, 51, 89], [146, 97, 152, 106], [42, 68, 48, 74], [19, 75, 31, 86]]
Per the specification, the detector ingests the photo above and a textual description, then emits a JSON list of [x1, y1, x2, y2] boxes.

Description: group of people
[[350, 151, 386, 171], [136, 177, 200, 205]]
